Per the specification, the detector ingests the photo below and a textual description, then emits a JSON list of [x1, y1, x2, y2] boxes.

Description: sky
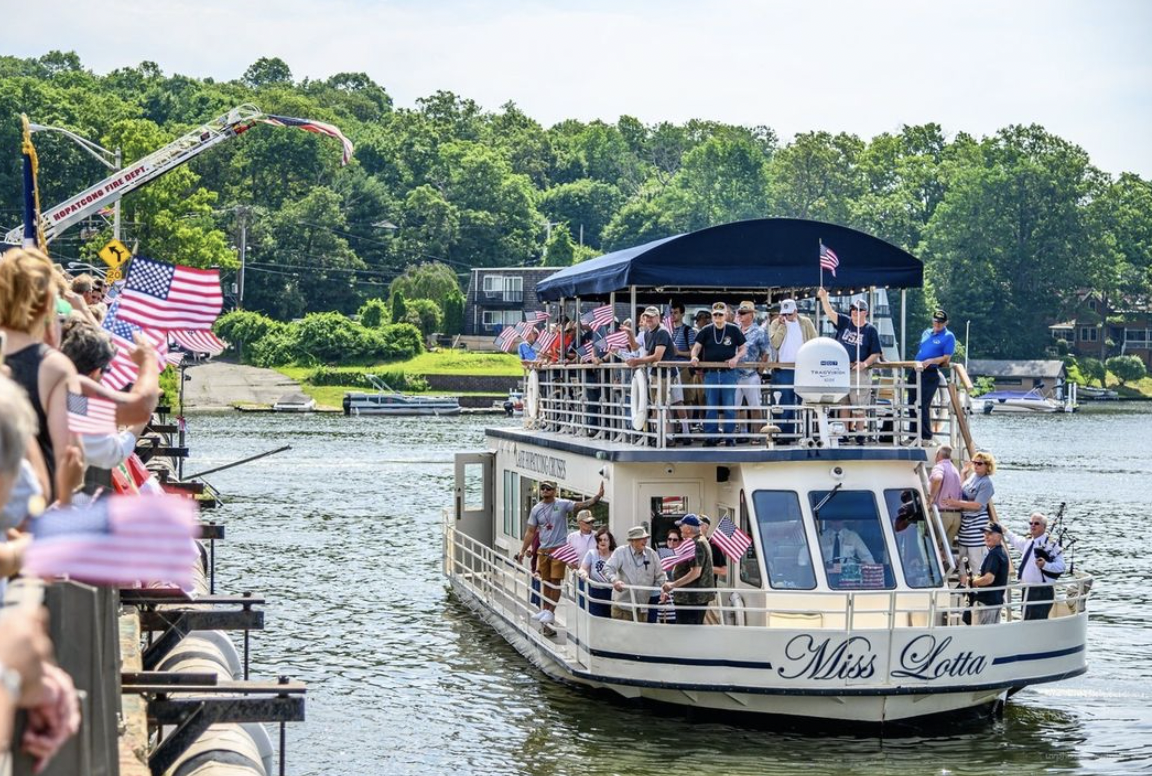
[[6, 0, 1151, 177]]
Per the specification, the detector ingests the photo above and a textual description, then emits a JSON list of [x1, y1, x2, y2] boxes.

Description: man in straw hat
[[604, 525, 668, 622]]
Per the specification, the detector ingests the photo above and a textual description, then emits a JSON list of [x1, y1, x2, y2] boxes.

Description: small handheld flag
[[525, 311, 551, 324], [67, 392, 117, 435], [170, 329, 227, 356], [708, 516, 753, 562], [118, 257, 223, 331], [661, 536, 698, 571], [548, 543, 582, 566], [581, 305, 614, 330], [819, 242, 840, 279], [600, 329, 631, 353], [495, 327, 518, 353]]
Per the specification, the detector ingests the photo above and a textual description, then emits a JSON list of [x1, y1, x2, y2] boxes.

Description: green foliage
[[306, 366, 429, 392], [357, 298, 388, 328], [159, 363, 179, 403], [245, 316, 423, 366], [442, 287, 465, 335], [1106, 355, 1147, 385], [403, 297, 444, 336], [542, 223, 577, 267], [1078, 357, 1107, 387], [248, 327, 301, 367], [388, 261, 461, 302], [215, 310, 281, 349], [970, 376, 996, 397], [390, 289, 408, 324], [538, 179, 624, 249]]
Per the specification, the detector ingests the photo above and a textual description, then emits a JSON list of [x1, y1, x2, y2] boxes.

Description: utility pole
[[237, 206, 248, 309]]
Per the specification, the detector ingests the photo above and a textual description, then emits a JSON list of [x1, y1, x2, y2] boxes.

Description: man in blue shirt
[[908, 309, 956, 441], [517, 328, 539, 363]]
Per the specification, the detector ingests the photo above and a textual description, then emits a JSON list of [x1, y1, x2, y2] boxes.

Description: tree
[[538, 179, 624, 249], [389, 261, 462, 304], [242, 57, 293, 89], [1106, 355, 1147, 385], [1078, 357, 1106, 387], [404, 298, 444, 337], [358, 298, 388, 328], [390, 289, 408, 324], [542, 223, 577, 267], [442, 287, 465, 335], [770, 131, 865, 223]]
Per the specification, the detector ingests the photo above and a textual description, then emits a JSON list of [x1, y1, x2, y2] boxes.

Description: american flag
[[102, 301, 169, 390], [117, 256, 223, 330], [819, 242, 840, 278], [581, 305, 614, 330], [495, 327, 518, 353], [536, 328, 559, 354], [67, 392, 117, 435], [165, 351, 185, 368], [170, 329, 227, 356], [662, 308, 675, 335], [709, 516, 753, 562], [23, 495, 200, 588], [525, 311, 550, 324], [600, 329, 631, 353], [259, 114, 355, 166], [548, 543, 581, 566], [661, 536, 698, 571], [578, 343, 597, 363], [514, 321, 536, 338]]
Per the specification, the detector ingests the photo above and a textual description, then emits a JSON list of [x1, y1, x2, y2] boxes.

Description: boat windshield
[[750, 491, 816, 590], [809, 490, 894, 590], [883, 489, 944, 588]]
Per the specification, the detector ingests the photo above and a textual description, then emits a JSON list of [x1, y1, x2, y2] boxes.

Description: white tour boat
[[445, 219, 1092, 724], [343, 374, 461, 416]]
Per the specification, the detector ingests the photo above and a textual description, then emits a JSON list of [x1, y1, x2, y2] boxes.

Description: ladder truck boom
[[5, 104, 265, 246]]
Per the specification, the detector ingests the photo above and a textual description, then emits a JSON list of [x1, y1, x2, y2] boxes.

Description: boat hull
[[347, 404, 461, 416], [448, 574, 1086, 724]]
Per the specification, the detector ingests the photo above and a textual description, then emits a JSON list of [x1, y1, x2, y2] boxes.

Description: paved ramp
[[182, 361, 301, 410]]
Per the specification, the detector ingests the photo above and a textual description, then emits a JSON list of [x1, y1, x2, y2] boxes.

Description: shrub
[[358, 298, 389, 328], [373, 323, 424, 360], [215, 310, 281, 350], [390, 289, 407, 324], [1106, 354, 1147, 385], [442, 287, 465, 335], [403, 298, 443, 337], [307, 367, 429, 392], [248, 328, 301, 367], [293, 312, 381, 363]]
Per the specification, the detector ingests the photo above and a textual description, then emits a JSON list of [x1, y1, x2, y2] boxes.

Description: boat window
[[502, 470, 520, 538], [738, 490, 761, 587], [463, 463, 485, 512], [884, 489, 943, 588], [650, 495, 689, 553], [809, 490, 894, 590], [750, 491, 816, 590]]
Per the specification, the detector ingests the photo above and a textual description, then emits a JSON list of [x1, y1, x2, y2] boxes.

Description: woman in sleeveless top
[[1, 249, 79, 499]]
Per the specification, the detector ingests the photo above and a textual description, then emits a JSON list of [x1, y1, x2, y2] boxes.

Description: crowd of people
[[1, 247, 165, 767], [512, 294, 957, 446]]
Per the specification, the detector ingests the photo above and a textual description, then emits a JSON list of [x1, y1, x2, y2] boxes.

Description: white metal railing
[[526, 361, 960, 450], [445, 526, 1094, 635]]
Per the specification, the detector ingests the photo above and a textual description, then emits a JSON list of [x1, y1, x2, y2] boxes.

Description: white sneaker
[[531, 610, 547, 621], [538, 610, 555, 625]]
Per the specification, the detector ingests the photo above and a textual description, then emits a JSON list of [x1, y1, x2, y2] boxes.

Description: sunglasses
[[667, 537, 681, 542], [1029, 521, 1043, 526], [711, 313, 725, 317], [973, 461, 987, 466]]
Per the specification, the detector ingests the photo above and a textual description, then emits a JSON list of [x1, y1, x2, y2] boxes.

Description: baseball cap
[[540, 481, 557, 491], [850, 299, 869, 312], [699, 516, 712, 525], [933, 309, 949, 323], [780, 299, 798, 314], [711, 302, 727, 313], [577, 509, 595, 524], [642, 305, 661, 318], [983, 522, 1003, 535], [694, 309, 711, 321], [737, 301, 755, 313], [675, 514, 702, 527]]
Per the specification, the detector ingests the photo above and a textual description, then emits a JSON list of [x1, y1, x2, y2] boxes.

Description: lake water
[[186, 403, 1152, 775]]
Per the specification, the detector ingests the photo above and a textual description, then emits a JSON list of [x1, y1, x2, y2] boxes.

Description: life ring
[[631, 369, 649, 431], [525, 370, 540, 422]]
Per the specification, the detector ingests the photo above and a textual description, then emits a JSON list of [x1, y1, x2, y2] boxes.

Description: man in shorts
[[515, 480, 604, 626]]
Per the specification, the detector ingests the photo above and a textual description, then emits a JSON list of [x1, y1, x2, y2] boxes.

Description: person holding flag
[[817, 288, 883, 443], [661, 515, 715, 625]]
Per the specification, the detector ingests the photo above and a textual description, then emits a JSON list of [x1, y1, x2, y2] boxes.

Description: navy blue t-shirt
[[975, 545, 1008, 605], [833, 317, 882, 364], [695, 323, 745, 364]]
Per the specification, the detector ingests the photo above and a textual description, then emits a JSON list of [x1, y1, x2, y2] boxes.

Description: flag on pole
[[170, 329, 227, 356], [66, 392, 117, 435], [102, 300, 169, 390], [21, 115, 46, 252], [258, 114, 355, 165], [548, 543, 582, 566], [581, 305, 614, 330], [661, 535, 698, 571], [117, 256, 223, 330], [514, 321, 537, 338], [525, 310, 550, 324], [495, 327, 518, 353], [661, 308, 674, 336], [708, 516, 753, 562], [578, 343, 597, 363], [819, 242, 840, 278], [23, 495, 200, 588], [535, 328, 559, 355]]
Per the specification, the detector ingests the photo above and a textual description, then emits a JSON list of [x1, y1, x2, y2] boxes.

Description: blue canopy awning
[[536, 218, 923, 302]]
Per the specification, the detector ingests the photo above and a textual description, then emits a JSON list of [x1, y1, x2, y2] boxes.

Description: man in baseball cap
[[908, 306, 956, 441], [969, 522, 1009, 625], [689, 302, 747, 446], [767, 297, 816, 437]]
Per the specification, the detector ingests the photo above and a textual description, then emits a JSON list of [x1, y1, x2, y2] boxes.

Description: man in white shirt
[[767, 299, 816, 437], [604, 525, 669, 622], [1003, 512, 1066, 621], [567, 510, 598, 562], [818, 519, 875, 570]]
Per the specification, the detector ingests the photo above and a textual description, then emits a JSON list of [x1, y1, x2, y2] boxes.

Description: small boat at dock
[[272, 392, 316, 412], [343, 375, 461, 416], [973, 387, 1076, 414]]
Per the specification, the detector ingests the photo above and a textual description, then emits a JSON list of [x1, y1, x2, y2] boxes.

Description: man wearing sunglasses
[[1002, 512, 1066, 620], [689, 303, 746, 446]]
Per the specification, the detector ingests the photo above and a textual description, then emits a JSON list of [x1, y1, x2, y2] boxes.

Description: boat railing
[[445, 526, 1095, 636], [525, 361, 964, 450]]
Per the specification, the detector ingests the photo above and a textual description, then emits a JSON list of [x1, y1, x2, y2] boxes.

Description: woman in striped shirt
[[944, 451, 997, 581]]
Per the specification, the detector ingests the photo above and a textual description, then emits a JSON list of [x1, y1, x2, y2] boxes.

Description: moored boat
[[272, 391, 316, 412], [973, 388, 1076, 414], [444, 218, 1093, 724], [343, 374, 461, 416]]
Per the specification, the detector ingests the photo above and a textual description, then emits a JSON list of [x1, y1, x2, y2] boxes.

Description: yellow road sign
[[98, 239, 131, 268], [103, 267, 122, 283]]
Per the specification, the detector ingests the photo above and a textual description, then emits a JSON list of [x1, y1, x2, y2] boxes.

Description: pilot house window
[[810, 490, 894, 590], [750, 491, 816, 590]]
